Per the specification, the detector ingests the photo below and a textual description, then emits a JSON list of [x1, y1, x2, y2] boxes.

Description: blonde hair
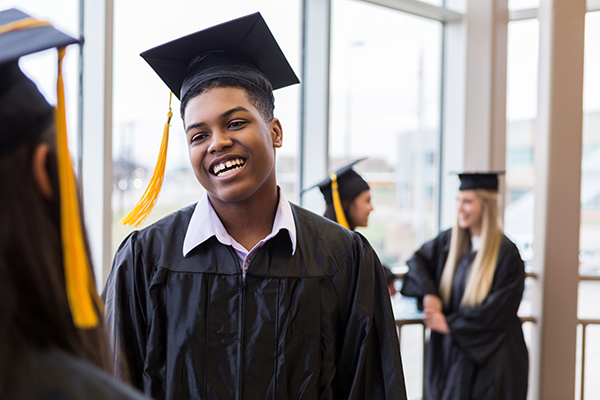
[[438, 189, 502, 308]]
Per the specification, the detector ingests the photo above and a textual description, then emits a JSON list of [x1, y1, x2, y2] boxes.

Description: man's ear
[[270, 118, 283, 148], [32, 143, 53, 199]]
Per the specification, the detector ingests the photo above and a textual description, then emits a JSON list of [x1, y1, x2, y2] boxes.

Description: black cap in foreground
[[140, 12, 300, 102], [458, 172, 504, 191], [0, 8, 101, 329], [0, 8, 78, 158], [313, 158, 370, 205]]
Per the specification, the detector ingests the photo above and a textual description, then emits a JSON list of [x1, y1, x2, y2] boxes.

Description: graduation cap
[[0, 8, 77, 157], [141, 12, 299, 102], [121, 12, 300, 227], [305, 158, 370, 229], [457, 172, 504, 191], [0, 8, 102, 328]]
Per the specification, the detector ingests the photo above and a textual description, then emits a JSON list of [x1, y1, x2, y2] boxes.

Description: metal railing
[[393, 272, 600, 400], [577, 275, 600, 400]]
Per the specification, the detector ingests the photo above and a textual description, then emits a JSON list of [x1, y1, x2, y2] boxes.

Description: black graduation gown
[[400, 229, 528, 400], [102, 203, 407, 400], [9, 347, 149, 400]]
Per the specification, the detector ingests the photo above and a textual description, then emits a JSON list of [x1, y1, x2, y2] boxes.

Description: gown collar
[[183, 186, 297, 257]]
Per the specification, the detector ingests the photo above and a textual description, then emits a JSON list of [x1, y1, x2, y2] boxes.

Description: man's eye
[[190, 133, 207, 143], [229, 120, 246, 129]]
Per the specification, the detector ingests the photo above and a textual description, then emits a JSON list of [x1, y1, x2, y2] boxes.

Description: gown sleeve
[[445, 239, 525, 366], [333, 232, 408, 400], [101, 232, 149, 390], [400, 231, 450, 303]]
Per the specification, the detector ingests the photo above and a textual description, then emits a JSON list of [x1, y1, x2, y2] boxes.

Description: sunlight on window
[[504, 18, 539, 271], [329, 0, 442, 268]]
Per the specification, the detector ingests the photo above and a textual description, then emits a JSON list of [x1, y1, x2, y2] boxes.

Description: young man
[[103, 13, 407, 400]]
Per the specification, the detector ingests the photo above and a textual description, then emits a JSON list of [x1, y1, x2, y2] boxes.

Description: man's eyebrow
[[221, 106, 250, 119], [185, 121, 207, 134], [185, 106, 251, 133]]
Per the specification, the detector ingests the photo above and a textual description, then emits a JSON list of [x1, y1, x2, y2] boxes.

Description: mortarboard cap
[[0, 8, 77, 158], [0, 8, 102, 329], [303, 158, 369, 230], [457, 172, 504, 191], [140, 12, 300, 102], [315, 158, 370, 206], [121, 13, 299, 227]]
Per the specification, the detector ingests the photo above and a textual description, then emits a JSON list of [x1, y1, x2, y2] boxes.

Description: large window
[[111, 1, 301, 254], [578, 10, 600, 400], [329, 0, 443, 269], [509, 0, 539, 10], [328, 2, 443, 397], [505, 18, 539, 268]]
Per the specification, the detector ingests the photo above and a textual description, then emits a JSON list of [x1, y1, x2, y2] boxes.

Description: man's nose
[[208, 129, 233, 153]]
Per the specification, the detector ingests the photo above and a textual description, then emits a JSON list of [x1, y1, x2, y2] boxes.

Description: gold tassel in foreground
[[56, 47, 100, 328], [120, 92, 173, 227], [330, 173, 350, 230]]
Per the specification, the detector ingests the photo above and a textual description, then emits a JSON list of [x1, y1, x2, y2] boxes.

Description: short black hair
[[180, 76, 275, 124]]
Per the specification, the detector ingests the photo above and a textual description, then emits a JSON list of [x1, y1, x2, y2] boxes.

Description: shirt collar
[[183, 187, 297, 257]]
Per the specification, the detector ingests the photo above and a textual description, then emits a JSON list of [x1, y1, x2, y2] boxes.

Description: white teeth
[[212, 158, 245, 176]]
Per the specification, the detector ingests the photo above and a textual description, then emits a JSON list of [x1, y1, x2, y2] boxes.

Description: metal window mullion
[[81, 0, 113, 287], [361, 0, 462, 22]]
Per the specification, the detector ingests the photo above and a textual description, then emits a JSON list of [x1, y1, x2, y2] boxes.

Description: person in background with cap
[[313, 158, 398, 296], [400, 173, 528, 400], [315, 158, 374, 232], [0, 8, 148, 400], [102, 12, 407, 400]]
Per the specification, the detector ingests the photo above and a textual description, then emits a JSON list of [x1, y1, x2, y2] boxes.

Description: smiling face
[[456, 189, 483, 235], [347, 189, 373, 229], [184, 87, 282, 207]]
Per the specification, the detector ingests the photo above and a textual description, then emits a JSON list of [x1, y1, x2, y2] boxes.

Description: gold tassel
[[56, 47, 100, 328], [120, 92, 173, 227], [330, 173, 350, 229]]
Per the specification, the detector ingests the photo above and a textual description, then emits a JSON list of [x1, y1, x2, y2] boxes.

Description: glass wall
[[111, 1, 301, 254], [578, 10, 600, 400], [328, 2, 443, 397], [329, 0, 443, 270], [504, 18, 539, 270], [580, 11, 600, 277], [509, 0, 539, 10]]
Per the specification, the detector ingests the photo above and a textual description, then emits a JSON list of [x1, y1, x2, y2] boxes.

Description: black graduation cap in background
[[0, 7, 78, 158], [457, 172, 504, 191], [312, 158, 370, 205], [140, 12, 300, 102]]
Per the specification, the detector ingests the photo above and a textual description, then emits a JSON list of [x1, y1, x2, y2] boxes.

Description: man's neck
[[209, 186, 280, 251]]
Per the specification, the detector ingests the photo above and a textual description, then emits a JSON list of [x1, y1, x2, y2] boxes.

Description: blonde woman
[[401, 173, 528, 400]]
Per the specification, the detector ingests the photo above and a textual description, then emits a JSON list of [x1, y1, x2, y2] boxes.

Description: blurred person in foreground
[[102, 12, 407, 400], [0, 8, 148, 400], [401, 172, 528, 400]]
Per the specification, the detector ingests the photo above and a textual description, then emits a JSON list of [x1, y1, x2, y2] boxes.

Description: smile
[[212, 158, 246, 177]]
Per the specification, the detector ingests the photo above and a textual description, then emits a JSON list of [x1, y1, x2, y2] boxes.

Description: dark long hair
[[0, 126, 111, 396], [324, 199, 357, 231]]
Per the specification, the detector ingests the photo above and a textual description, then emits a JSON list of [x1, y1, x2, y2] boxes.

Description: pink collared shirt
[[182, 187, 297, 278]]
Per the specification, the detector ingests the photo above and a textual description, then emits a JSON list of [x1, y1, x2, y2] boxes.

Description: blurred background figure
[[311, 158, 397, 296], [0, 8, 147, 399], [400, 172, 528, 400], [315, 158, 373, 232]]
